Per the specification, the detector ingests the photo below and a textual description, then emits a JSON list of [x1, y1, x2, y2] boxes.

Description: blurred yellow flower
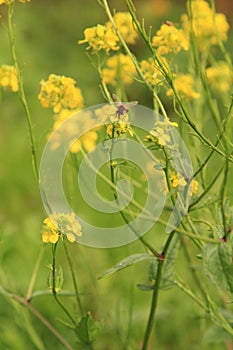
[[70, 130, 98, 153], [166, 74, 200, 99], [149, 118, 178, 147], [152, 22, 189, 55], [101, 53, 136, 85], [107, 12, 138, 45], [181, 0, 229, 50], [206, 61, 232, 92], [140, 57, 167, 86], [38, 74, 84, 113], [0, 0, 30, 4], [0, 65, 19, 92], [42, 212, 82, 244], [78, 24, 119, 53]]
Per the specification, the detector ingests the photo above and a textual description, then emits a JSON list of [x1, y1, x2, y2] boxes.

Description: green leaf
[[218, 243, 233, 291], [203, 242, 233, 292], [160, 235, 180, 290], [98, 254, 156, 279], [137, 237, 180, 292], [75, 312, 103, 345], [137, 282, 154, 291]]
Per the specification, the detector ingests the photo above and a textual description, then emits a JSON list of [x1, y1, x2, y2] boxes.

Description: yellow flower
[[166, 74, 200, 99], [170, 173, 198, 195], [0, 65, 19, 92], [106, 121, 133, 138], [206, 61, 232, 93], [70, 130, 98, 153], [181, 0, 229, 50], [42, 212, 82, 244], [0, 0, 30, 4], [107, 12, 138, 45], [48, 109, 98, 153], [170, 173, 187, 188], [101, 53, 136, 85], [140, 57, 168, 86], [38, 74, 84, 113], [78, 24, 119, 53], [152, 22, 189, 55], [149, 118, 178, 147]]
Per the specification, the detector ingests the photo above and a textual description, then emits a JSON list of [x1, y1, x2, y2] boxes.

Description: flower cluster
[[70, 130, 98, 153], [0, 65, 19, 92], [149, 118, 178, 147], [49, 110, 98, 153], [140, 57, 167, 86], [107, 12, 138, 45], [106, 121, 133, 138], [181, 0, 229, 50], [166, 74, 200, 100], [38, 74, 84, 113], [152, 22, 189, 55], [78, 24, 119, 53], [170, 173, 198, 195], [206, 61, 232, 93], [79, 11, 138, 54], [42, 212, 82, 244], [101, 54, 136, 85]]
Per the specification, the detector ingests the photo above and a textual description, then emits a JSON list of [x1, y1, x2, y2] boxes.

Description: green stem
[[26, 247, 44, 301], [141, 230, 176, 350], [0, 289, 74, 350], [52, 243, 77, 327], [123, 0, 233, 163], [63, 241, 84, 315], [7, 2, 39, 179]]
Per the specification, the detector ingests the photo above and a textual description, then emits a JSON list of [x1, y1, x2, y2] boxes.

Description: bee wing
[[124, 101, 138, 109]]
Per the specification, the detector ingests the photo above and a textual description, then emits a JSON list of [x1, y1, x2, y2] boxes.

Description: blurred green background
[[0, 1, 233, 349]]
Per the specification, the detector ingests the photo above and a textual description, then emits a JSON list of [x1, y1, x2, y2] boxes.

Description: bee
[[112, 93, 138, 120]]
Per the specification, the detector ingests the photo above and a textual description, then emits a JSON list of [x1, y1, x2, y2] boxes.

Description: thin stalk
[[52, 243, 77, 327], [141, 230, 176, 350], [123, 0, 233, 163], [63, 241, 84, 315], [26, 247, 44, 301], [7, 2, 39, 179], [9, 293, 74, 350]]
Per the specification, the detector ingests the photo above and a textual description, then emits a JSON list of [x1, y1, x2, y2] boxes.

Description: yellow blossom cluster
[[152, 22, 189, 55], [106, 121, 133, 138], [38, 74, 83, 113], [101, 54, 136, 85], [38, 74, 84, 113], [78, 24, 119, 53], [206, 61, 232, 93], [170, 173, 198, 195], [181, 0, 229, 50], [166, 74, 200, 99], [149, 118, 178, 147], [140, 57, 167, 86], [79, 12, 138, 54], [0, 64, 19, 92], [42, 212, 82, 244], [49, 109, 99, 154], [107, 12, 138, 45]]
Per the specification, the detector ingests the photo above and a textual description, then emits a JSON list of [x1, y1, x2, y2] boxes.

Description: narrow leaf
[[98, 254, 156, 280]]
